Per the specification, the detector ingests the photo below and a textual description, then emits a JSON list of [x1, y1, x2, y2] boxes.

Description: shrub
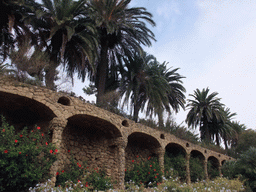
[[55, 154, 112, 191], [221, 160, 239, 179], [83, 168, 113, 191], [236, 147, 256, 191], [55, 154, 86, 188], [164, 153, 186, 181], [125, 156, 163, 188], [0, 116, 57, 192], [207, 161, 219, 179], [189, 157, 204, 182]]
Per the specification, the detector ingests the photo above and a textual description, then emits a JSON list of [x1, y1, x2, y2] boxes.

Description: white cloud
[[156, 0, 181, 20]]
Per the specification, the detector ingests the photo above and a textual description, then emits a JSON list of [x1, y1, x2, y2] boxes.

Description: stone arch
[[125, 132, 161, 168], [0, 91, 56, 134], [221, 160, 226, 166], [208, 156, 220, 179], [61, 114, 123, 183], [189, 150, 205, 182], [165, 143, 186, 157], [164, 143, 187, 181]]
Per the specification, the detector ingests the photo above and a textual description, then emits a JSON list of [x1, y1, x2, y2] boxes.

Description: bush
[[221, 160, 239, 179], [125, 156, 163, 188], [55, 154, 112, 191], [55, 154, 86, 188], [189, 157, 204, 182], [207, 161, 219, 180], [164, 153, 186, 181], [83, 168, 113, 191], [236, 147, 256, 191], [0, 116, 57, 192]]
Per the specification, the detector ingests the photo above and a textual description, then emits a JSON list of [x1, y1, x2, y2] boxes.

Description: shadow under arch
[[208, 156, 220, 179], [62, 114, 123, 182], [125, 132, 161, 168], [0, 91, 56, 133], [165, 143, 186, 157], [165, 143, 187, 181], [190, 150, 205, 182]]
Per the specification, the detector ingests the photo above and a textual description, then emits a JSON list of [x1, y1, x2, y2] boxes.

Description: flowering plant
[[0, 116, 58, 192], [125, 156, 163, 188], [55, 151, 113, 191]]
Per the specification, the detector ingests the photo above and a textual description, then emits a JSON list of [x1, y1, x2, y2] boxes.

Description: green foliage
[[83, 168, 113, 191], [189, 157, 204, 182], [55, 154, 86, 187], [221, 160, 239, 179], [207, 161, 219, 180], [0, 116, 57, 192], [186, 87, 225, 144], [235, 129, 256, 155], [164, 153, 186, 182], [125, 156, 163, 188], [56, 155, 112, 191], [236, 147, 256, 191]]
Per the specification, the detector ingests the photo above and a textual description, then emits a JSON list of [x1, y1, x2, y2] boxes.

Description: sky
[[68, 0, 256, 130]]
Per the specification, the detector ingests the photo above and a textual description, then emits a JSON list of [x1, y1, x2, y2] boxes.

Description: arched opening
[[0, 91, 56, 136], [125, 132, 161, 168], [208, 156, 220, 179], [190, 150, 205, 182], [62, 114, 122, 184], [122, 120, 129, 127], [57, 96, 70, 106], [165, 143, 187, 181]]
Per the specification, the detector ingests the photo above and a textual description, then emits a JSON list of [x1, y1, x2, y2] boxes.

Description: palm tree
[[86, 0, 156, 104], [159, 64, 186, 126], [186, 88, 225, 144], [208, 107, 236, 147], [0, 0, 33, 62], [120, 51, 156, 122], [120, 51, 185, 124], [31, 0, 98, 89]]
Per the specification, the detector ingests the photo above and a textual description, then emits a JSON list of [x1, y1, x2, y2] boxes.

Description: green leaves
[[125, 156, 162, 188], [0, 116, 58, 192]]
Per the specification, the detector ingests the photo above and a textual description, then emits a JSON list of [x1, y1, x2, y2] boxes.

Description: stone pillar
[[185, 153, 191, 184], [116, 137, 128, 190], [204, 159, 209, 181], [218, 163, 222, 177], [48, 117, 68, 186], [155, 147, 165, 175]]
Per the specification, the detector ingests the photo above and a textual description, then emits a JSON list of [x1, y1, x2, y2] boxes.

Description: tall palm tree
[[120, 51, 185, 124], [0, 0, 33, 62], [159, 64, 186, 126], [86, 0, 156, 104], [208, 107, 236, 147], [144, 61, 186, 127], [186, 88, 225, 144], [120, 51, 156, 122], [31, 0, 98, 89]]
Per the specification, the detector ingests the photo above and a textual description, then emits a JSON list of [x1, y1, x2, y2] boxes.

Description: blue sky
[[68, 0, 256, 130]]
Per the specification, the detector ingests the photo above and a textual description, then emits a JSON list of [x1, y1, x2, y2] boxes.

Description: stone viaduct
[[0, 79, 233, 189]]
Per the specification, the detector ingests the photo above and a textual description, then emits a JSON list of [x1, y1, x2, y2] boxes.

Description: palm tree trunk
[[158, 109, 164, 127], [223, 135, 229, 150], [45, 65, 56, 90], [216, 134, 220, 146], [203, 118, 211, 144], [133, 103, 140, 123], [96, 41, 108, 105]]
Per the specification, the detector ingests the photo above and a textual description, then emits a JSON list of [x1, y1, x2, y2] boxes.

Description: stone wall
[[0, 78, 235, 189]]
